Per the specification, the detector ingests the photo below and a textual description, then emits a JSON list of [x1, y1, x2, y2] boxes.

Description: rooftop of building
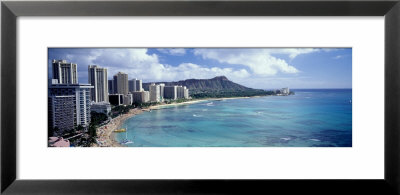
[[52, 59, 76, 65], [114, 72, 127, 76], [49, 83, 94, 88], [89, 65, 107, 70], [52, 59, 67, 63]]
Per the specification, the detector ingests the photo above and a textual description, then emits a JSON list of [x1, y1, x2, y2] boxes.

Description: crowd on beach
[[93, 108, 142, 147]]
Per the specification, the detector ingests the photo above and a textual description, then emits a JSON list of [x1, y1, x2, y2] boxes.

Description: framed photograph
[[47, 47, 352, 148], [2, 0, 400, 194]]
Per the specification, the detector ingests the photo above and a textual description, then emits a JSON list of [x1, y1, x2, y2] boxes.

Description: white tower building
[[113, 72, 129, 95], [149, 83, 161, 102], [52, 59, 78, 84], [88, 65, 108, 102]]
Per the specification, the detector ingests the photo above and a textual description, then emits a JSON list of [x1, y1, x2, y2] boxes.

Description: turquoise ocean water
[[116, 89, 352, 147]]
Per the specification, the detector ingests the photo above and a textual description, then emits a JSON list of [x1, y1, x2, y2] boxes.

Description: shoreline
[[93, 108, 142, 147], [149, 96, 254, 109], [93, 95, 263, 147], [149, 99, 208, 109]]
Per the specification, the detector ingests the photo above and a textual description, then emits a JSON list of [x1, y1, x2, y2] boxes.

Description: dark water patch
[[223, 123, 252, 129], [161, 125, 178, 129], [246, 130, 268, 134], [254, 108, 269, 111], [296, 119, 324, 125], [259, 135, 299, 146], [262, 110, 287, 115], [336, 142, 352, 147], [280, 129, 310, 136], [163, 127, 197, 135], [261, 112, 293, 120], [308, 129, 352, 146], [319, 129, 348, 133], [311, 144, 337, 147], [246, 127, 285, 135], [262, 114, 293, 120]]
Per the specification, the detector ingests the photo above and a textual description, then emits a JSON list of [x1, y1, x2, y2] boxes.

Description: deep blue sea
[[116, 89, 352, 147]]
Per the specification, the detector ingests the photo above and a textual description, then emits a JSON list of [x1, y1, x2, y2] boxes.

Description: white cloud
[[54, 48, 250, 84], [334, 55, 342, 59], [157, 48, 186, 56], [171, 63, 250, 80], [333, 54, 349, 60], [266, 48, 319, 59], [193, 48, 318, 76]]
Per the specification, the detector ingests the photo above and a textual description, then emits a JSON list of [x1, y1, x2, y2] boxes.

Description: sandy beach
[[93, 108, 142, 147], [149, 99, 208, 109], [149, 96, 252, 110]]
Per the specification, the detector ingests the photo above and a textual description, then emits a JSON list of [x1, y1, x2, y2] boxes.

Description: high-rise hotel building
[[49, 83, 93, 131], [159, 83, 165, 101], [113, 72, 129, 95], [149, 83, 161, 102], [164, 86, 177, 100], [48, 95, 75, 131], [164, 85, 189, 100], [136, 79, 143, 91], [177, 86, 189, 99], [184, 87, 189, 99], [129, 78, 143, 92], [132, 91, 150, 103], [88, 65, 108, 102], [177, 86, 184, 99], [52, 60, 78, 84], [129, 78, 137, 92]]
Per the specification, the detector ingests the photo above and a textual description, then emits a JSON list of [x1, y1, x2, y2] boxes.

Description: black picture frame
[[2, 0, 400, 194]]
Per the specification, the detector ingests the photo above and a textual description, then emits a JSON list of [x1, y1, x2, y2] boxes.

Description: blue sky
[[48, 48, 352, 89]]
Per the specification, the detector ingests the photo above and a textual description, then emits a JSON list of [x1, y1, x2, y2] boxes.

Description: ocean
[[115, 89, 352, 147]]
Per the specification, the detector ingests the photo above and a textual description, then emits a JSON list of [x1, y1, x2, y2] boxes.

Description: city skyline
[[48, 53, 192, 147], [48, 48, 352, 89]]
